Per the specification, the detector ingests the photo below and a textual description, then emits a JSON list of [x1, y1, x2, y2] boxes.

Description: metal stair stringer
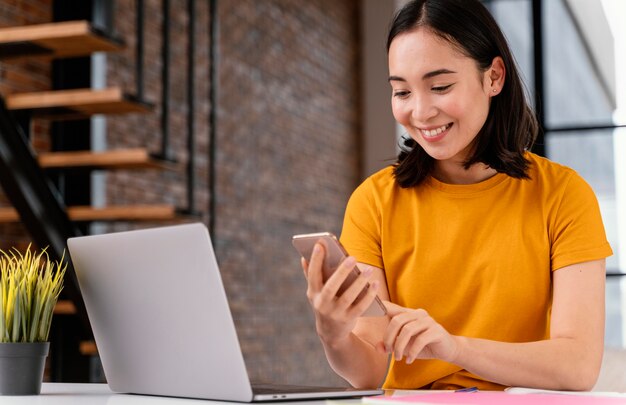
[[0, 97, 92, 336]]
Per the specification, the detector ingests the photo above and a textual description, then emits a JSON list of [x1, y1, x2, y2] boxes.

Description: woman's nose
[[410, 96, 437, 123]]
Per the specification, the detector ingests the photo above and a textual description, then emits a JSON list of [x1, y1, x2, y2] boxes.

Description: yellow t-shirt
[[340, 152, 613, 390]]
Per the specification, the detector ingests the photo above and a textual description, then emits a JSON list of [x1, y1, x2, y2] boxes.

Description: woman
[[301, 0, 612, 391]]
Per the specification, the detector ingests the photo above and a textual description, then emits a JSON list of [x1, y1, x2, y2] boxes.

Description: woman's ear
[[488, 56, 505, 96]]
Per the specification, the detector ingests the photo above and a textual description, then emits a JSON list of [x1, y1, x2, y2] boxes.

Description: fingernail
[[361, 267, 372, 277], [406, 357, 414, 365], [313, 244, 321, 254], [384, 344, 391, 353], [371, 280, 379, 290], [344, 256, 356, 268]]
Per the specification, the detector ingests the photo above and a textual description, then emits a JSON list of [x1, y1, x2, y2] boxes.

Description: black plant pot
[[0, 342, 49, 395]]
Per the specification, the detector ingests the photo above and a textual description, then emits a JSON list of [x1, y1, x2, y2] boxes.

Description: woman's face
[[388, 28, 499, 164]]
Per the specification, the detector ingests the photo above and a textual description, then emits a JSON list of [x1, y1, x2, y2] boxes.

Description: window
[[488, 0, 626, 348]]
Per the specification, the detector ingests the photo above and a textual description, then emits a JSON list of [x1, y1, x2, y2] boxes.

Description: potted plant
[[0, 245, 66, 395]]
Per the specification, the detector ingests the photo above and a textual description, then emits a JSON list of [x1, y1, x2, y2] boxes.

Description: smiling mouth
[[420, 123, 452, 138]]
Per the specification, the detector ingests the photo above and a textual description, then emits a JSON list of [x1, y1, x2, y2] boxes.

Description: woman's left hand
[[382, 301, 460, 364]]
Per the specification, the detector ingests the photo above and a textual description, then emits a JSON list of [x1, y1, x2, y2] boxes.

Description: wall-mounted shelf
[[0, 204, 180, 222], [0, 20, 123, 60], [54, 300, 77, 315], [39, 149, 179, 171], [5, 87, 152, 120], [79, 341, 97, 356]]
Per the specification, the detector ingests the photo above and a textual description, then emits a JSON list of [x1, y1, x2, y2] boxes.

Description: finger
[[394, 318, 430, 361], [383, 301, 408, 317], [348, 280, 380, 317], [383, 310, 419, 348], [404, 335, 418, 360], [406, 327, 440, 363], [383, 309, 429, 354], [336, 266, 373, 310], [383, 312, 413, 356], [318, 255, 357, 302], [306, 243, 325, 292]]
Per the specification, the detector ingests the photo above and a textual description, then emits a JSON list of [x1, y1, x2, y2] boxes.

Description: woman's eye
[[393, 91, 410, 98], [432, 84, 453, 93]]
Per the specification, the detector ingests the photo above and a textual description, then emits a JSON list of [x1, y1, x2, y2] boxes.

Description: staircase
[[0, 10, 199, 375], [5, 87, 151, 118], [0, 21, 181, 225], [0, 20, 123, 60]]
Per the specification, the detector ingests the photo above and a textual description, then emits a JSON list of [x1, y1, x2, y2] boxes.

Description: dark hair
[[388, 0, 538, 188]]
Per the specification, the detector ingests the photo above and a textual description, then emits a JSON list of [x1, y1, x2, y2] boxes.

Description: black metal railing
[[187, 0, 197, 215], [208, 0, 218, 237], [0, 0, 217, 382], [0, 98, 91, 332]]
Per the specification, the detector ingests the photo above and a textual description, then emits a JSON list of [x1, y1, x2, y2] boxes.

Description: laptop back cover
[[68, 223, 254, 402]]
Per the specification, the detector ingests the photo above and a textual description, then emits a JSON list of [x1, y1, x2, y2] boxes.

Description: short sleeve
[[340, 178, 384, 269], [550, 173, 613, 271]]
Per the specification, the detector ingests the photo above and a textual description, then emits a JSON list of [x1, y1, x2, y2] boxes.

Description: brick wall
[[105, 0, 211, 228], [215, 0, 361, 386], [106, 0, 361, 386], [0, 0, 52, 251], [0, 0, 362, 386]]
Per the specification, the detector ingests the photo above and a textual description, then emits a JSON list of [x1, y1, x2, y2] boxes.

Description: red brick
[[2, 0, 360, 386]]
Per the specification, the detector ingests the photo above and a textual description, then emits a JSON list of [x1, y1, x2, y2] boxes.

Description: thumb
[[382, 300, 408, 316]]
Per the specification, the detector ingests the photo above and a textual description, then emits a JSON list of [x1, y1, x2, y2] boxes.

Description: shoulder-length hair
[[388, 0, 538, 188]]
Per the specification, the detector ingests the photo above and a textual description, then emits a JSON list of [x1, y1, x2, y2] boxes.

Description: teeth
[[421, 124, 450, 137]]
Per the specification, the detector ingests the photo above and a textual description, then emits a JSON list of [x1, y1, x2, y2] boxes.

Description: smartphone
[[292, 232, 386, 317]]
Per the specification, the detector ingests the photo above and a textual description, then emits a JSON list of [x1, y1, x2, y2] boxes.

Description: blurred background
[[0, 0, 624, 388]]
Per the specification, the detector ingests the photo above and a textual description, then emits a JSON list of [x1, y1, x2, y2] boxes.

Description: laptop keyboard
[[253, 384, 349, 394]]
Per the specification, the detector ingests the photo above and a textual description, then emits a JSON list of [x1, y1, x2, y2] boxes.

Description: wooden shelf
[[54, 300, 77, 315], [0, 20, 123, 60], [5, 87, 151, 119], [38, 149, 178, 171], [69, 205, 178, 222], [0, 204, 179, 222], [79, 341, 98, 356]]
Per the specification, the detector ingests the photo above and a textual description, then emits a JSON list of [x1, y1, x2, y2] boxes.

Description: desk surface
[[4, 384, 626, 405], [1, 383, 352, 404]]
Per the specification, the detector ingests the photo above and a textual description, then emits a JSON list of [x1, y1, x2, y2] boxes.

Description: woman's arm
[[383, 259, 606, 390], [456, 259, 605, 390], [302, 243, 390, 388], [319, 316, 390, 388]]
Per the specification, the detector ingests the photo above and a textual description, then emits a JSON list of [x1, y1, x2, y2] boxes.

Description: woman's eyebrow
[[388, 69, 457, 83], [422, 69, 456, 80]]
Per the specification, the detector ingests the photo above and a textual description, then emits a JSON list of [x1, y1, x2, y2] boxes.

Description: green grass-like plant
[[0, 245, 66, 343]]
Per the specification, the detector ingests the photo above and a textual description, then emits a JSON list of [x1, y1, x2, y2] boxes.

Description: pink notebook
[[364, 392, 626, 405]]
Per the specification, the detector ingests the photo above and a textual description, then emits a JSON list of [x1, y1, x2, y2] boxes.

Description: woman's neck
[[432, 160, 498, 185]]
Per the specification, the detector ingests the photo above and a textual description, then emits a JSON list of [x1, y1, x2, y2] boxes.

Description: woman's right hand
[[301, 242, 380, 346]]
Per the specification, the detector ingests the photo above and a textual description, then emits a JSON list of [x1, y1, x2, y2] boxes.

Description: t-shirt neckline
[[425, 171, 509, 195]]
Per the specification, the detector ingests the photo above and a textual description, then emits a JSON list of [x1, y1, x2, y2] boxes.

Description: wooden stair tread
[[0, 20, 123, 60], [5, 87, 151, 119], [69, 205, 178, 221], [0, 204, 179, 222], [39, 149, 178, 171], [79, 341, 97, 356], [54, 300, 77, 315]]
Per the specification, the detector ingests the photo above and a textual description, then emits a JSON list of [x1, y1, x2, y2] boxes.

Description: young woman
[[301, 0, 612, 391]]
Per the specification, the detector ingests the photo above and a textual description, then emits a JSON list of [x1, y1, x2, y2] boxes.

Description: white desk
[[1, 383, 352, 404], [6, 384, 625, 405]]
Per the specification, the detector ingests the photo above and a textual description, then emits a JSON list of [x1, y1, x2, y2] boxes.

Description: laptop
[[67, 223, 383, 402]]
